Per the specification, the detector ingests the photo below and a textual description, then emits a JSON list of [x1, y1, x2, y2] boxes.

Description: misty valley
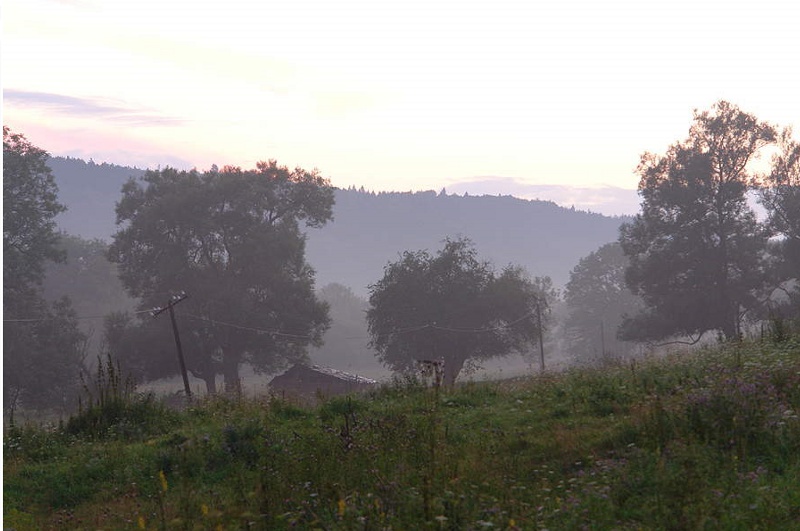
[[4, 100, 800, 529]]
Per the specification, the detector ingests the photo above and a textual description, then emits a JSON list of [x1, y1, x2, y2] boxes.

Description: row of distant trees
[[4, 100, 799, 415]]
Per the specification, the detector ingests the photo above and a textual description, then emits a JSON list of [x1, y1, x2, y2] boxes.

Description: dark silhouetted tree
[[564, 242, 642, 361], [4, 127, 65, 290], [619, 101, 776, 342], [367, 238, 551, 385], [3, 127, 86, 416], [758, 127, 800, 316], [108, 161, 334, 393]]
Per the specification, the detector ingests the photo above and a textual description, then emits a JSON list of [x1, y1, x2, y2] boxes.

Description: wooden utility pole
[[600, 318, 606, 359], [153, 292, 192, 399], [536, 300, 545, 372]]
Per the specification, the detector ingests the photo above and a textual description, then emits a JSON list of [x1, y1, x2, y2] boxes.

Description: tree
[[759, 128, 800, 277], [5, 299, 88, 415], [3, 127, 86, 416], [366, 238, 551, 385], [3, 127, 66, 292], [564, 242, 642, 361], [619, 101, 776, 342], [101, 310, 201, 389], [108, 161, 334, 393]]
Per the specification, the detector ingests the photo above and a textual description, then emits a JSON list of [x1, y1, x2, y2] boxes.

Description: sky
[[3, 0, 799, 215]]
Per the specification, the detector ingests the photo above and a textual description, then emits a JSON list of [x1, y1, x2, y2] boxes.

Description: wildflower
[[138, 516, 146, 529], [158, 470, 168, 493], [201, 504, 209, 516], [337, 498, 346, 517]]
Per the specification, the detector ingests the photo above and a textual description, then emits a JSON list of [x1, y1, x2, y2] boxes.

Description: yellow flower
[[158, 470, 168, 493], [201, 504, 209, 516], [137, 516, 146, 529], [337, 498, 346, 517]]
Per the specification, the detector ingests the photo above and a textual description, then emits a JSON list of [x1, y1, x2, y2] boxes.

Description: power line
[[3, 308, 153, 323], [5, 307, 540, 338], [184, 313, 316, 340]]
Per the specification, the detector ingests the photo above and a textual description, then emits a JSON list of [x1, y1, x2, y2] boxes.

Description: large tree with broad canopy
[[108, 161, 334, 393], [367, 237, 553, 385], [619, 101, 775, 342]]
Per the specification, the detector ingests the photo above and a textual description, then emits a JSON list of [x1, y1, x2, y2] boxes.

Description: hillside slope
[[306, 188, 626, 293]]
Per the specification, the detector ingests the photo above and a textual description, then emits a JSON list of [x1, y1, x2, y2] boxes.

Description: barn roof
[[307, 365, 378, 385], [272, 364, 378, 385]]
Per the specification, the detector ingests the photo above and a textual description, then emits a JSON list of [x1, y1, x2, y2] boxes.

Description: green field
[[5, 337, 800, 530]]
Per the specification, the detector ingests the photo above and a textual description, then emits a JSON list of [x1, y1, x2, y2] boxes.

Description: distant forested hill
[[47, 156, 628, 293], [307, 188, 628, 293], [47, 156, 146, 240]]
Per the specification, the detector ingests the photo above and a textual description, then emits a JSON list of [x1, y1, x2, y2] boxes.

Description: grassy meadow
[[4, 336, 800, 530]]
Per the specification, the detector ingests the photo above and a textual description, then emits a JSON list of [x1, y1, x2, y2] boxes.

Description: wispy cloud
[[3, 90, 185, 126]]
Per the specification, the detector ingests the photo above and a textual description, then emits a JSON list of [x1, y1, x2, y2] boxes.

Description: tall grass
[[62, 353, 177, 441], [4, 337, 800, 529]]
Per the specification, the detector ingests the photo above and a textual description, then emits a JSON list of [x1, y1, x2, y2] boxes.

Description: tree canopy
[[619, 101, 776, 342], [759, 127, 800, 285], [3, 127, 66, 292], [367, 238, 552, 385], [107, 161, 334, 392], [3, 127, 86, 416]]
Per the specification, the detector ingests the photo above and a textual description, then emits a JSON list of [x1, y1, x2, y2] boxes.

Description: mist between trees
[[4, 100, 799, 418]]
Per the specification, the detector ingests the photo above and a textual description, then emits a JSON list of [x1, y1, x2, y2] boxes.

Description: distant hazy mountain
[[47, 156, 630, 293]]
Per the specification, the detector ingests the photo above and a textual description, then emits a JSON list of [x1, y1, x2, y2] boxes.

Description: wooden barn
[[268, 364, 378, 400]]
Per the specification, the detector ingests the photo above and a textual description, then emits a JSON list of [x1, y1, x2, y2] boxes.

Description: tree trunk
[[203, 374, 217, 395], [222, 352, 241, 395], [189, 367, 218, 395], [722, 303, 739, 341], [443, 356, 466, 387]]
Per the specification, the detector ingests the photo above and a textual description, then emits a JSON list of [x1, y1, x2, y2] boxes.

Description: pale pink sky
[[4, 0, 799, 209]]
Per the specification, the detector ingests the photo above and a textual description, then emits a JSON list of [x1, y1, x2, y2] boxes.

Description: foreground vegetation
[[4, 336, 800, 530]]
